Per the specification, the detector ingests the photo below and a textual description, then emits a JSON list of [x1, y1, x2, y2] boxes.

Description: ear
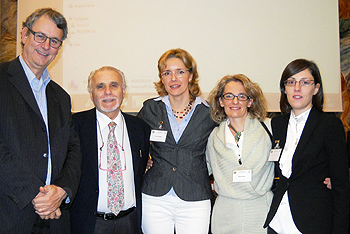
[[247, 98, 253, 108], [313, 83, 320, 95], [21, 27, 29, 45], [188, 73, 193, 82], [219, 97, 224, 107]]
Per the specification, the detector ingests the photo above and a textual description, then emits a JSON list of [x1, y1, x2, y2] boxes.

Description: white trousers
[[141, 192, 211, 234]]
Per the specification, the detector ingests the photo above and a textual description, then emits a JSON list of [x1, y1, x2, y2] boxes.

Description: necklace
[[172, 99, 194, 119], [228, 124, 242, 142]]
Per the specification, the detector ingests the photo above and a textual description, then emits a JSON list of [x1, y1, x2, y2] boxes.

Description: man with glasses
[[70, 66, 150, 234], [0, 8, 81, 233]]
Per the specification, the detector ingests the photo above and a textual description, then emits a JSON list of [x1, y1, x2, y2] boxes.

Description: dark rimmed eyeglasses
[[26, 26, 63, 49], [221, 93, 250, 101]]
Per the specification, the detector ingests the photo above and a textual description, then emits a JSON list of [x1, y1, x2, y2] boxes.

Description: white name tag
[[232, 169, 252, 182], [150, 130, 167, 142], [268, 148, 282, 161]]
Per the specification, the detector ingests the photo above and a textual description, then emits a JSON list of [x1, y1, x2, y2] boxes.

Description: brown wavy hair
[[208, 74, 268, 123], [154, 48, 201, 98]]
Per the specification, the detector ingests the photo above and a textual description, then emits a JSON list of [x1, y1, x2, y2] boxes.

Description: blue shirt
[[158, 95, 209, 143], [19, 55, 52, 185]]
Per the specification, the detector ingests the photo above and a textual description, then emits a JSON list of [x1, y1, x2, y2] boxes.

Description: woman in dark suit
[[264, 59, 350, 233], [137, 48, 217, 234]]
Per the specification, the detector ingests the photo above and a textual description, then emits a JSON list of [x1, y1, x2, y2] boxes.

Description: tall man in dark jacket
[[0, 8, 81, 233]]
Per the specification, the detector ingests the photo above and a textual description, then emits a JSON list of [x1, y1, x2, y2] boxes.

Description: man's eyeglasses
[[284, 78, 315, 87], [221, 93, 250, 101], [26, 26, 63, 49], [161, 69, 190, 78], [99, 142, 126, 172]]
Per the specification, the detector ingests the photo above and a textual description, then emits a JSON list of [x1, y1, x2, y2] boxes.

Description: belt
[[95, 207, 135, 220]]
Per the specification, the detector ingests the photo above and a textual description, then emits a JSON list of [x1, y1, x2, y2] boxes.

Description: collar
[[155, 95, 209, 108], [96, 109, 123, 130], [19, 55, 51, 86], [291, 108, 311, 125]]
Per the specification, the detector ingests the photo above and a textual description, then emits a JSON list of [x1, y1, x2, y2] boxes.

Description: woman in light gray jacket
[[206, 74, 274, 234]]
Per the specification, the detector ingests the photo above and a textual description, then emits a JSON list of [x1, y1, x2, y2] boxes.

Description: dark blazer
[[0, 57, 82, 233], [70, 108, 150, 234], [137, 98, 217, 201], [264, 107, 350, 234]]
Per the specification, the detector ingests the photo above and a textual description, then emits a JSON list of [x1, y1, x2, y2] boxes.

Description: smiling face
[[90, 70, 125, 120], [219, 81, 253, 122], [21, 15, 63, 78], [285, 68, 320, 116], [161, 57, 193, 99]]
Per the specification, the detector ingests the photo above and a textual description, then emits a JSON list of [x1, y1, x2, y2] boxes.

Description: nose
[[105, 86, 112, 94], [171, 73, 177, 81], [294, 81, 301, 91], [232, 96, 239, 104], [41, 39, 50, 50]]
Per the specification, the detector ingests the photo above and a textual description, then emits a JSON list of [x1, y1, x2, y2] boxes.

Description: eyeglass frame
[[221, 92, 251, 101], [99, 142, 127, 172], [161, 69, 190, 78], [284, 78, 315, 87], [26, 26, 63, 49]]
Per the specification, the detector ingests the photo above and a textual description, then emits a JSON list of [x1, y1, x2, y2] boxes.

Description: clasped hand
[[32, 185, 67, 220]]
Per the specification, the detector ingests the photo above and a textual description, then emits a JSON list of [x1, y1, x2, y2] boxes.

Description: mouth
[[170, 84, 180, 89], [229, 106, 241, 110], [36, 49, 49, 56], [293, 95, 302, 99], [102, 98, 116, 103]]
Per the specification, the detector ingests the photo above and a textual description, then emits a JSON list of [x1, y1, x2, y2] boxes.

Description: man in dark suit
[[70, 66, 150, 234], [0, 8, 81, 233]]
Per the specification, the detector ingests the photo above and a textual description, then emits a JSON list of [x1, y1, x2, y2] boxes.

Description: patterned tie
[[107, 122, 124, 215]]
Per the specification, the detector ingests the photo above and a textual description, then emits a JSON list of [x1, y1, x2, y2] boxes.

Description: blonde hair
[[208, 74, 267, 123], [154, 48, 201, 98]]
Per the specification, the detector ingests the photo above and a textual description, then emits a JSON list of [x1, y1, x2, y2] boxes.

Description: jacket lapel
[[7, 58, 43, 121], [291, 108, 320, 176]]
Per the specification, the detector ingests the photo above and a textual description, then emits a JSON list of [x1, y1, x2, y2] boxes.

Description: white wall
[[18, 0, 342, 112]]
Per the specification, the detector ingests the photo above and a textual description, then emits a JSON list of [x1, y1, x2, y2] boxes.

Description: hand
[[39, 208, 62, 220], [33, 185, 67, 218], [323, 177, 331, 189]]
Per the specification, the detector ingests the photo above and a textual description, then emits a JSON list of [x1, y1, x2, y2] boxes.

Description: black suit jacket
[[0, 57, 82, 233], [264, 107, 350, 233], [70, 108, 150, 234]]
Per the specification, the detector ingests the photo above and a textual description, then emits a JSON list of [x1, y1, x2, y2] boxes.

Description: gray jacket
[[137, 97, 217, 201]]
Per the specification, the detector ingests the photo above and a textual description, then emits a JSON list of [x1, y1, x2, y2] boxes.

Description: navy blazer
[[264, 107, 350, 233], [70, 108, 150, 234], [0, 57, 82, 233]]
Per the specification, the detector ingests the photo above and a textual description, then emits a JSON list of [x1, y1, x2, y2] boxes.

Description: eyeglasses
[[99, 142, 126, 172], [161, 69, 190, 78], [221, 93, 250, 101], [284, 78, 315, 87], [26, 26, 63, 49]]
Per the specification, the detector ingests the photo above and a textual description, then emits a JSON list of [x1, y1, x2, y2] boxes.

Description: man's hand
[[32, 185, 67, 219]]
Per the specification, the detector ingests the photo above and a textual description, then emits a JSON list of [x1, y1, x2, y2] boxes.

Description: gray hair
[[22, 7, 68, 47], [87, 66, 127, 93]]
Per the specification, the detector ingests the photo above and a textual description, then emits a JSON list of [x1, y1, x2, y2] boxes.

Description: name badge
[[232, 170, 252, 182], [268, 149, 282, 161], [150, 130, 167, 142]]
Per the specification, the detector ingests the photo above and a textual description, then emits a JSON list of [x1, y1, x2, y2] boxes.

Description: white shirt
[[96, 110, 136, 212], [225, 119, 244, 165], [270, 108, 311, 234]]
